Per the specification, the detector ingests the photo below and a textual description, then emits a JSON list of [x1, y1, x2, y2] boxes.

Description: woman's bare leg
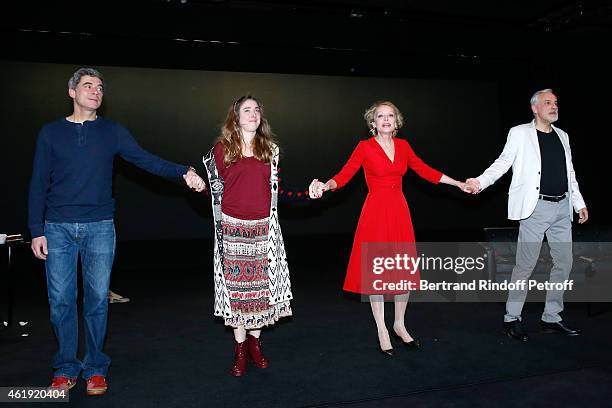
[[370, 295, 392, 351], [233, 325, 246, 342], [393, 293, 414, 342]]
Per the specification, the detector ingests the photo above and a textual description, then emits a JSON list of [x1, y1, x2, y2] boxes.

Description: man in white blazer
[[466, 89, 588, 341]]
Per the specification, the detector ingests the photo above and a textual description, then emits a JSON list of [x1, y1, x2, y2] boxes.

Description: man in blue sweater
[[28, 67, 205, 396]]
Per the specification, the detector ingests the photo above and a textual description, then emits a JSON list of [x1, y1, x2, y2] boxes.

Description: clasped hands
[[462, 178, 482, 194], [183, 167, 206, 192], [309, 179, 329, 199], [447, 177, 481, 194]]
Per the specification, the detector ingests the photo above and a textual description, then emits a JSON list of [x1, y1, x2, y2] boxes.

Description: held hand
[[578, 207, 589, 224], [183, 173, 205, 192], [440, 174, 474, 194], [31, 236, 48, 260], [457, 181, 469, 193], [465, 178, 481, 194], [309, 179, 321, 199], [193, 175, 206, 192], [309, 179, 328, 199], [184, 168, 206, 192], [461, 182, 477, 194]]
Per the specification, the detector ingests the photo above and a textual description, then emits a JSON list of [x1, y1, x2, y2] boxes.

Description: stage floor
[[2, 237, 612, 407]]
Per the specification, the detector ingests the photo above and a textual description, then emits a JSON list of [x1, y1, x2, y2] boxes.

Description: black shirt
[[537, 129, 568, 196]]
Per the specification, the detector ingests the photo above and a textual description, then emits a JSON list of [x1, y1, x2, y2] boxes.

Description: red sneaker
[[86, 375, 108, 396], [49, 376, 76, 391]]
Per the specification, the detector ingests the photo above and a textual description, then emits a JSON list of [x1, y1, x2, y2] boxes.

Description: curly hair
[[216, 95, 275, 166]]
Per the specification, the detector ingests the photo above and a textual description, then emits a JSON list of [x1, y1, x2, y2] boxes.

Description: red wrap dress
[[331, 137, 443, 294]]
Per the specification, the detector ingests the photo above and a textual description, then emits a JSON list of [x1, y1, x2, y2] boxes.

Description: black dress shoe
[[540, 320, 582, 336], [503, 320, 528, 342], [391, 332, 421, 349]]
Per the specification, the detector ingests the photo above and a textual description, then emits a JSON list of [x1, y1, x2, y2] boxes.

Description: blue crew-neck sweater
[[28, 117, 189, 238]]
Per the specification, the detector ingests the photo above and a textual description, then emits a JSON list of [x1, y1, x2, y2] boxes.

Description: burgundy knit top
[[213, 142, 272, 220]]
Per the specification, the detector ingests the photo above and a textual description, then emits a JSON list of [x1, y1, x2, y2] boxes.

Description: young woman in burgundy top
[[203, 95, 292, 376], [309, 101, 467, 356]]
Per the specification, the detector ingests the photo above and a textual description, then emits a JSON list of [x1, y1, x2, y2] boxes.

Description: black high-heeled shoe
[[392, 331, 421, 349], [377, 332, 394, 356]]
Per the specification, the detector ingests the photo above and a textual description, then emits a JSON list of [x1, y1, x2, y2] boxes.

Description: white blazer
[[476, 120, 586, 221]]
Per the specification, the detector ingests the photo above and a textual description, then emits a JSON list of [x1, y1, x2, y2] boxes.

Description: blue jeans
[[44, 220, 115, 380]]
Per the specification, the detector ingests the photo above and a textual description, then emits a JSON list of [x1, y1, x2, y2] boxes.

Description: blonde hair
[[363, 101, 404, 137], [216, 95, 275, 166]]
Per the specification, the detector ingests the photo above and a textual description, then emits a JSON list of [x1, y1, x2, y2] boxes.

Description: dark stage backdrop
[[2, 60, 525, 241]]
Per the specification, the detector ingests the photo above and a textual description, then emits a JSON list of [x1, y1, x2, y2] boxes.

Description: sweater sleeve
[[117, 125, 188, 178], [28, 130, 52, 238], [331, 141, 366, 189], [405, 140, 443, 184]]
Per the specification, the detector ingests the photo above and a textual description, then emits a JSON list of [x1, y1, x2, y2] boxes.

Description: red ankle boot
[[230, 340, 248, 377], [247, 334, 269, 369]]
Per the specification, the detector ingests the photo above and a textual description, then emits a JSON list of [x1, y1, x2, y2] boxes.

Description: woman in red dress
[[309, 101, 466, 355]]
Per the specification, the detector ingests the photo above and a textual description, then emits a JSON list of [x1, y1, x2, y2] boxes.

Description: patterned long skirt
[[221, 213, 292, 329]]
